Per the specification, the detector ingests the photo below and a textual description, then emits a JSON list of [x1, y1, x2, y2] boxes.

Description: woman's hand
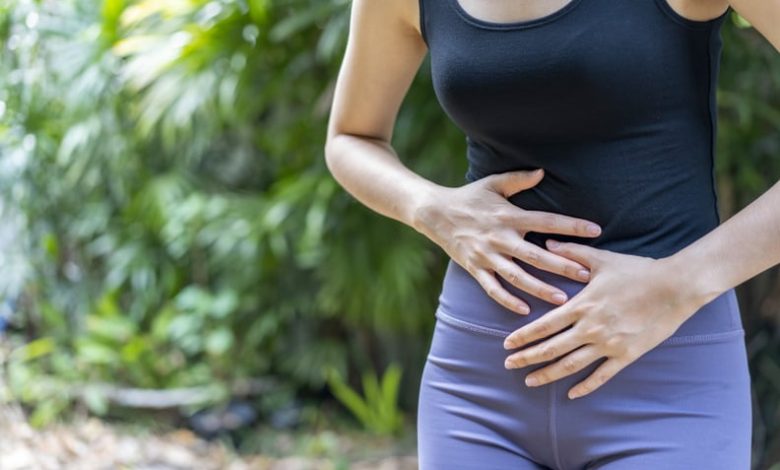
[[413, 169, 604, 315], [502, 239, 704, 399]]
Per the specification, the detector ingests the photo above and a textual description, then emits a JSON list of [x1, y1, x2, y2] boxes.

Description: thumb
[[487, 168, 545, 198]]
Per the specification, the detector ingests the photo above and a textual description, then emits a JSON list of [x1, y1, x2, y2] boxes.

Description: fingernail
[[577, 269, 590, 281], [552, 292, 567, 303], [525, 376, 539, 387], [587, 224, 601, 235], [503, 339, 516, 350], [547, 239, 560, 249], [517, 305, 530, 315], [504, 358, 515, 369], [568, 390, 581, 400]]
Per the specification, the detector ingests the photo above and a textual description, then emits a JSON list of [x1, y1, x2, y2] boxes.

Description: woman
[[324, 0, 780, 468]]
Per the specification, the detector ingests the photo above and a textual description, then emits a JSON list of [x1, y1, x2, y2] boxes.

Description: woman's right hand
[[413, 168, 602, 315]]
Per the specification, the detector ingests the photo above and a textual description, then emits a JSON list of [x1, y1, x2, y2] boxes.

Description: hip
[[435, 257, 745, 347]]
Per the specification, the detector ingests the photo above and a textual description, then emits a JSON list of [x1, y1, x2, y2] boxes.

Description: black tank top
[[418, 0, 731, 259]]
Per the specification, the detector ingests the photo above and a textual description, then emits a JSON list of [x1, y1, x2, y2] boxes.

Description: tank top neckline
[[446, 0, 585, 31], [444, 0, 730, 32]]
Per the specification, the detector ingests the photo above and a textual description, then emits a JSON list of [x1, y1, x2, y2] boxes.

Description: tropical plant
[[0, 2, 779, 469], [326, 362, 404, 436]]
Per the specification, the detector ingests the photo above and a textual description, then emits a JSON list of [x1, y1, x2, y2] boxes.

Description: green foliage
[[716, 17, 780, 470], [0, 2, 777, 468], [0, 0, 462, 427], [718, 14, 780, 209], [326, 363, 404, 437]]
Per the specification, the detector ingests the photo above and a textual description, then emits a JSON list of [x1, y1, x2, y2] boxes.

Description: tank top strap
[[418, 0, 729, 51], [413, 0, 732, 259]]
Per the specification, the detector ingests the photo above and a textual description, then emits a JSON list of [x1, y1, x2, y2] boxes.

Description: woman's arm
[[324, 0, 436, 228], [662, 0, 780, 308], [726, 0, 780, 50], [325, 0, 607, 312], [665, 181, 780, 309], [500, 177, 780, 398]]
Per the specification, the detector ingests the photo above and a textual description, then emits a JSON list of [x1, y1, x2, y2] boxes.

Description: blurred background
[[0, 0, 778, 468]]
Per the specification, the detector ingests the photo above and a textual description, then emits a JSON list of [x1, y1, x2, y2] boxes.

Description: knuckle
[[535, 323, 551, 338], [450, 238, 464, 256], [624, 344, 641, 360], [595, 330, 611, 344], [578, 381, 591, 393], [576, 325, 592, 341], [502, 270, 513, 284], [541, 345, 557, 359], [525, 249, 541, 265], [466, 266, 478, 279], [511, 242, 526, 257], [604, 334, 627, 353], [464, 251, 480, 268], [486, 286, 501, 299], [563, 309, 580, 324], [494, 207, 513, 222], [536, 284, 549, 299], [604, 334, 619, 348], [561, 357, 578, 373], [603, 309, 619, 325], [562, 263, 577, 278], [513, 211, 529, 229], [616, 342, 632, 357], [541, 213, 558, 231], [463, 258, 474, 273], [584, 325, 606, 342]]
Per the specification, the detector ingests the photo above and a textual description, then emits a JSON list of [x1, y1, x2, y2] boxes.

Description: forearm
[[663, 178, 780, 308], [324, 133, 444, 232]]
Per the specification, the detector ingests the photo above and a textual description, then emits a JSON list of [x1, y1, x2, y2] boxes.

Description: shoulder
[[350, 0, 424, 38], [663, 0, 730, 21]]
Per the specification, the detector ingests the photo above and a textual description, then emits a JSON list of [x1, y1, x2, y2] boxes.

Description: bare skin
[[324, 0, 604, 315], [325, 0, 780, 400]]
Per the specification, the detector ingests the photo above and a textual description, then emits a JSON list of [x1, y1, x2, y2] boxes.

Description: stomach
[[434, 256, 744, 346]]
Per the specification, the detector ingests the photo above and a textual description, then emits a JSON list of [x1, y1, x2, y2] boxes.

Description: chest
[[425, 0, 722, 142]]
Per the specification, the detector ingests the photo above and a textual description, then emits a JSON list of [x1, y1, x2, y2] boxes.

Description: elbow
[[324, 133, 343, 176]]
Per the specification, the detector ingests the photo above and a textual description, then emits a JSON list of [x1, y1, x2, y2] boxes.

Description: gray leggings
[[417, 258, 752, 469]]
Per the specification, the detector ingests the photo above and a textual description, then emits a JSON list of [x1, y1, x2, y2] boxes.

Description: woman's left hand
[[503, 238, 705, 400]]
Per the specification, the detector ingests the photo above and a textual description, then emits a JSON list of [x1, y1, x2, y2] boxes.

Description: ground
[[0, 404, 419, 470]]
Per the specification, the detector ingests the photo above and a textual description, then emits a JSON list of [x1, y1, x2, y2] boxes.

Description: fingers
[[518, 345, 601, 387], [504, 325, 584, 369], [546, 239, 607, 270], [568, 356, 630, 399], [472, 268, 531, 315], [503, 302, 579, 349], [485, 168, 545, 198], [507, 210, 602, 239], [492, 236, 591, 283], [491, 255, 570, 306]]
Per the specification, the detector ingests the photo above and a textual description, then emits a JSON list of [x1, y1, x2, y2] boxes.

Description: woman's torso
[[419, 0, 730, 259], [418, 0, 744, 340]]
